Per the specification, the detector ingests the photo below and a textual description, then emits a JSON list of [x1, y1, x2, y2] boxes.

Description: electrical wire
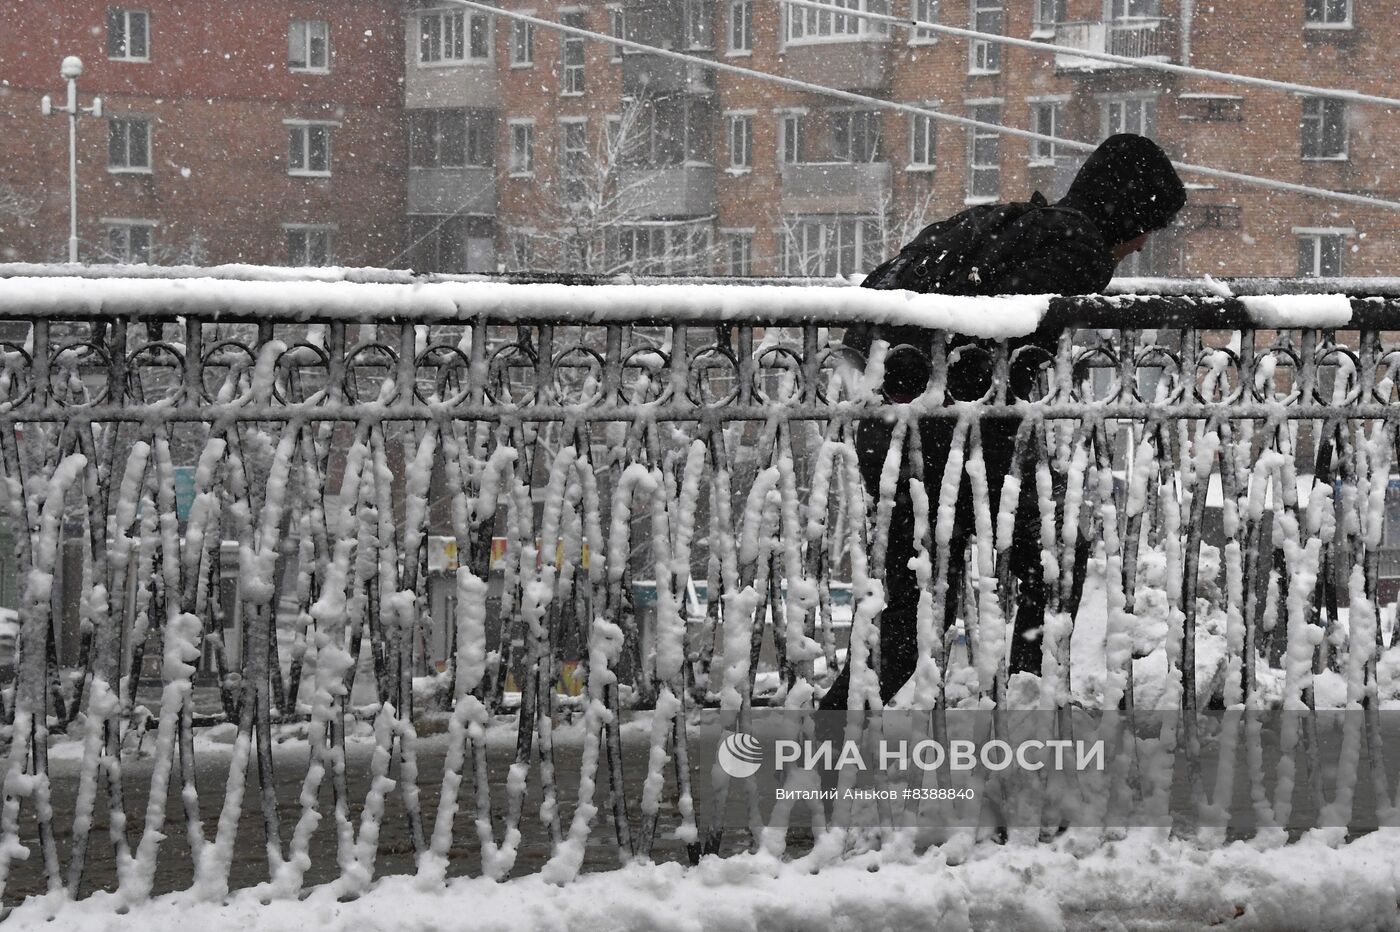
[[443, 0, 1400, 213], [783, 0, 1400, 110]]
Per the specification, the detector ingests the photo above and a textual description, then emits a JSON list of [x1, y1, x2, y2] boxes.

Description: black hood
[[1057, 134, 1187, 247]]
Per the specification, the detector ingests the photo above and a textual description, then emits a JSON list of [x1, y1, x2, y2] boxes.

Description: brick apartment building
[[1, 2, 1397, 278], [404, 0, 1400, 280], [0, 1, 405, 267]]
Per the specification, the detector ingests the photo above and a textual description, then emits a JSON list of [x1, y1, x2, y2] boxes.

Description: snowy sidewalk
[[13, 832, 1399, 932]]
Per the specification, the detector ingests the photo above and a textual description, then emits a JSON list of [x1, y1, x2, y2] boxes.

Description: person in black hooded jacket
[[820, 133, 1186, 711]]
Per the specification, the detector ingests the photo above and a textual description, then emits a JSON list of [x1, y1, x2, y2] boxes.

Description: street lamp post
[[40, 56, 102, 264]]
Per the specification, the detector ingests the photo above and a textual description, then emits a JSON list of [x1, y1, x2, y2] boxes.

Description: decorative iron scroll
[[0, 274, 1394, 906]]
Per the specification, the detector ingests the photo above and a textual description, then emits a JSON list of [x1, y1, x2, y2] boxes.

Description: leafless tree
[[516, 93, 720, 277], [0, 184, 39, 258]]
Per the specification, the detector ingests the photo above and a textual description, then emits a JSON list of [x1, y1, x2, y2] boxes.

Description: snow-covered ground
[[12, 830, 1399, 932]]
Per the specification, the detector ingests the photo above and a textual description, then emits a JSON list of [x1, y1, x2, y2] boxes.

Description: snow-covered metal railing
[[0, 269, 1395, 907]]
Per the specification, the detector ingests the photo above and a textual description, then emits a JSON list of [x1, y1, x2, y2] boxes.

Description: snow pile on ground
[[11, 831, 1399, 932]]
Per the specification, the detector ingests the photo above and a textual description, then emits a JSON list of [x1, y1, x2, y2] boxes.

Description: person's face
[[1111, 233, 1150, 262]]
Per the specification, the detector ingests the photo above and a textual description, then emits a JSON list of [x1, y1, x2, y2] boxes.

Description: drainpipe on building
[[1180, 0, 1194, 66]]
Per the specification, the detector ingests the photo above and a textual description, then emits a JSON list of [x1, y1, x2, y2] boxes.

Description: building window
[[1029, 102, 1063, 165], [419, 9, 490, 63], [409, 109, 494, 168], [782, 216, 880, 277], [509, 121, 535, 175], [1304, 0, 1350, 26], [286, 226, 333, 266], [967, 104, 1000, 201], [409, 215, 496, 273], [909, 112, 936, 169], [289, 20, 329, 71], [288, 123, 332, 175], [1301, 97, 1347, 159], [1297, 231, 1346, 276], [508, 229, 535, 271], [1111, 0, 1160, 18], [911, 0, 938, 42], [728, 114, 752, 169], [831, 110, 882, 162], [785, 0, 889, 43], [1180, 95, 1243, 122], [108, 116, 151, 171], [560, 120, 588, 201], [1033, 0, 1064, 33], [724, 231, 753, 275], [729, 0, 753, 51], [684, 0, 713, 49], [609, 222, 713, 276], [630, 97, 713, 167], [1101, 96, 1157, 137], [511, 18, 534, 66], [969, 0, 1002, 72], [106, 8, 150, 60], [561, 11, 586, 94], [780, 113, 804, 164], [609, 6, 626, 61], [105, 222, 153, 264]]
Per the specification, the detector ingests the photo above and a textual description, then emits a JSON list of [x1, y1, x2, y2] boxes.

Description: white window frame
[[289, 19, 330, 72], [968, 0, 1002, 73], [1032, 0, 1063, 36], [721, 228, 755, 276], [102, 219, 156, 264], [108, 115, 152, 173], [419, 8, 491, 65], [784, 0, 890, 46], [728, 0, 753, 53], [727, 113, 753, 171], [560, 9, 586, 95], [284, 223, 336, 267], [908, 110, 936, 170], [559, 117, 588, 201], [683, 0, 714, 49], [965, 100, 1001, 204], [778, 110, 807, 166], [608, 6, 625, 61], [285, 120, 336, 176], [1099, 92, 1158, 137], [1304, 0, 1352, 28], [1300, 96, 1348, 161], [611, 220, 714, 276], [510, 15, 535, 67], [107, 9, 150, 62], [509, 119, 535, 176], [1294, 226, 1353, 277], [1028, 98, 1066, 166], [780, 215, 881, 278], [910, 0, 938, 44]]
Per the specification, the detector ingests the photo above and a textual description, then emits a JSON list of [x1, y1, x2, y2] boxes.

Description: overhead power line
[[783, 0, 1400, 110], [445, 0, 1400, 213]]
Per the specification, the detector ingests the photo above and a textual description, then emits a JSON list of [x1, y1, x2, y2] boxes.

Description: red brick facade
[[0, 1, 405, 266], [2, 2, 1398, 278]]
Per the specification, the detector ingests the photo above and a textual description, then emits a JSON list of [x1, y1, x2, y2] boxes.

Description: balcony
[[780, 161, 891, 213], [782, 39, 892, 91], [407, 165, 496, 215], [617, 164, 716, 217], [621, 54, 715, 97], [1054, 17, 1175, 71]]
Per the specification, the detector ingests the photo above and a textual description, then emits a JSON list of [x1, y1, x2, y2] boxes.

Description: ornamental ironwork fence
[[0, 268, 1395, 907]]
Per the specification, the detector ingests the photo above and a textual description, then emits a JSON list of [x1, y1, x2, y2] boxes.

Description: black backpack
[[861, 191, 1060, 296], [849, 192, 1066, 400]]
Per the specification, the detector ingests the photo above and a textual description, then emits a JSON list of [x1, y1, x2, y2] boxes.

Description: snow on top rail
[[0, 267, 1386, 330]]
